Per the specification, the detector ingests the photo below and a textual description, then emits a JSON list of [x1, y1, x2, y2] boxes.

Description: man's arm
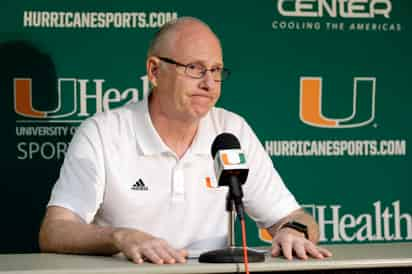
[[267, 208, 319, 243], [39, 206, 187, 264], [266, 208, 332, 260]]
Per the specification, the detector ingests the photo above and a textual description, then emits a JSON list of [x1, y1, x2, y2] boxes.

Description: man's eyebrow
[[186, 57, 223, 66], [195, 61, 224, 68]]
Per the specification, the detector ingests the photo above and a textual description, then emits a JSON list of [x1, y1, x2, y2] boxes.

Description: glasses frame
[[157, 56, 230, 82]]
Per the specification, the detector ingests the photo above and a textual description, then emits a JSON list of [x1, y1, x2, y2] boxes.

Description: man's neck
[[148, 95, 199, 159]]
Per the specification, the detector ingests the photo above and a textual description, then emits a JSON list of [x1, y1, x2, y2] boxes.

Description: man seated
[[39, 17, 332, 264]]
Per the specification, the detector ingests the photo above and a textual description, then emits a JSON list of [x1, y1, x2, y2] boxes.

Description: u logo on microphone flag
[[221, 152, 246, 165]]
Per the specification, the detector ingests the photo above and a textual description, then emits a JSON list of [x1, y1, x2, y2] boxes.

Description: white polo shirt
[[48, 98, 300, 250]]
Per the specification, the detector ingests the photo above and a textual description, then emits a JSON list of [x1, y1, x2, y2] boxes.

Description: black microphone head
[[211, 133, 241, 158]]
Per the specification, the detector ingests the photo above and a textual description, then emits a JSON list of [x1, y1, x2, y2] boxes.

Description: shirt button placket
[[172, 166, 185, 202]]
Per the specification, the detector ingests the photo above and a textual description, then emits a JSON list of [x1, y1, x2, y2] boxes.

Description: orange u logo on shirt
[[205, 177, 213, 188]]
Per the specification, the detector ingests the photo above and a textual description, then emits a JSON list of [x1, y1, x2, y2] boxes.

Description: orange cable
[[240, 219, 250, 274]]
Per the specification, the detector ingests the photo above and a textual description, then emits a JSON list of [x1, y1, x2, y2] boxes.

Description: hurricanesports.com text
[[23, 11, 178, 29], [265, 140, 407, 157]]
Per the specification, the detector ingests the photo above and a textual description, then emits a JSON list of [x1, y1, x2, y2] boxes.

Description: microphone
[[211, 133, 249, 219], [198, 133, 265, 263]]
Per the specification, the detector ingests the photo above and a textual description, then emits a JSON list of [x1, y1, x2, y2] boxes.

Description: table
[[0, 243, 411, 274]]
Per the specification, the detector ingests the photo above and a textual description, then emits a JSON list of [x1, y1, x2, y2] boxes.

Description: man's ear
[[147, 56, 160, 87]]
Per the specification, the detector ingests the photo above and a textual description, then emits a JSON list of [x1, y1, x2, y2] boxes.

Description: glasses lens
[[185, 63, 230, 82], [185, 63, 205, 78]]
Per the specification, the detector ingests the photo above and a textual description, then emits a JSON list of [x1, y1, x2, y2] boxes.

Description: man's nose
[[200, 70, 216, 91]]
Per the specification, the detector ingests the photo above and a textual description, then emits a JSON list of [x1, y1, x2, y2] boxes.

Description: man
[[39, 17, 331, 264]]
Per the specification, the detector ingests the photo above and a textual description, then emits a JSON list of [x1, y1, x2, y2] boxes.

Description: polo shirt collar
[[133, 97, 214, 156], [133, 97, 169, 155], [189, 112, 213, 156]]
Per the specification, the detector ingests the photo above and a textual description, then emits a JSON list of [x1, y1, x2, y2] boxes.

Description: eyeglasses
[[157, 56, 230, 82]]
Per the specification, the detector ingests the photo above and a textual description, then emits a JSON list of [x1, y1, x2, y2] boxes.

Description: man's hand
[[271, 227, 332, 260], [112, 228, 187, 264], [39, 206, 187, 264]]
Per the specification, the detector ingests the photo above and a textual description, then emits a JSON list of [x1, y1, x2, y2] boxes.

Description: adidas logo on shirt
[[131, 178, 148, 191]]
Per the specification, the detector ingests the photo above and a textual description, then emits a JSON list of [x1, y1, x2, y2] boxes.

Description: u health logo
[[299, 77, 376, 128], [13, 76, 149, 123]]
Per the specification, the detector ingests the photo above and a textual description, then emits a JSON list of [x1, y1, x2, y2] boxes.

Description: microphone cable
[[240, 217, 250, 274]]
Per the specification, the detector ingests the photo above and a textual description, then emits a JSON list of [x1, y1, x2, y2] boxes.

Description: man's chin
[[189, 107, 212, 121]]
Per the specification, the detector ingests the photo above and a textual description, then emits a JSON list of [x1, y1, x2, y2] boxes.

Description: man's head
[[146, 17, 225, 122]]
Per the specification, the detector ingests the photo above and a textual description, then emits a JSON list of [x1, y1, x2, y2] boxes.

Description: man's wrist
[[280, 221, 309, 239]]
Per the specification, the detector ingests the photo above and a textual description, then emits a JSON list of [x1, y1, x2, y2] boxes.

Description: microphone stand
[[198, 178, 265, 263]]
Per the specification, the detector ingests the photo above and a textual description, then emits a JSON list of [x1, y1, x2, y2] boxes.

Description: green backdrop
[[0, 0, 410, 253]]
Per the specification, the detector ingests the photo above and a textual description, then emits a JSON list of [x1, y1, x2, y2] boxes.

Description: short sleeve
[[238, 119, 300, 228], [47, 118, 106, 223]]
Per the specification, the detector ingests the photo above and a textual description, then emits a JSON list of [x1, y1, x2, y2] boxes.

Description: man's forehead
[[171, 27, 223, 64], [172, 19, 217, 39]]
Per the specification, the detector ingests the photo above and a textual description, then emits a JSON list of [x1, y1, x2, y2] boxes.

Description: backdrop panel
[[0, 0, 410, 253]]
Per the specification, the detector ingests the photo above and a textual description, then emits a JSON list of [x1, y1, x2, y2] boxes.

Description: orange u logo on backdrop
[[258, 77, 376, 243], [300, 77, 376, 128], [14, 78, 78, 119], [14, 78, 46, 118]]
